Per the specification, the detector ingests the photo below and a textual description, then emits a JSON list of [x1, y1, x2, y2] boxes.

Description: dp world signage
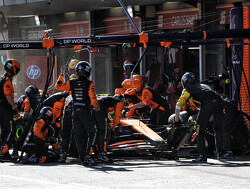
[[26, 65, 41, 79]]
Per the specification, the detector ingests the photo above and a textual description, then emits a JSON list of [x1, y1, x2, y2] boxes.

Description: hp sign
[[27, 65, 41, 79]]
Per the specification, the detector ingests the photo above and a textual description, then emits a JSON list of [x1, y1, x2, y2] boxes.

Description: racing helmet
[[113, 94, 127, 105], [122, 78, 141, 90], [75, 61, 91, 77], [25, 85, 39, 97], [132, 74, 142, 82], [68, 59, 79, 75], [4, 59, 20, 76], [123, 60, 134, 75], [17, 95, 26, 111], [181, 72, 198, 88], [40, 106, 53, 123], [132, 74, 143, 90]]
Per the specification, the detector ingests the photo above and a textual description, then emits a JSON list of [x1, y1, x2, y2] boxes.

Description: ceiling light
[[127, 5, 133, 18], [35, 15, 40, 26]]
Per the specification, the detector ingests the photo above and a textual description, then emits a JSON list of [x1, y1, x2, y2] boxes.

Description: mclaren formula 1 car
[[107, 112, 196, 159]]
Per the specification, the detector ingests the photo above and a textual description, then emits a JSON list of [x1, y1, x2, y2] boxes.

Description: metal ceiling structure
[[0, 28, 249, 50], [0, 0, 198, 17]]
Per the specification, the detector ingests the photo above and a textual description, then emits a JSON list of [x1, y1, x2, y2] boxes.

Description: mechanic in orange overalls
[[122, 74, 150, 118], [55, 61, 100, 166], [0, 59, 20, 161], [20, 106, 60, 164], [127, 75, 171, 125]]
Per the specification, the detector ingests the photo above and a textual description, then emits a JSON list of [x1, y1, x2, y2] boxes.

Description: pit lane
[[0, 149, 250, 189]]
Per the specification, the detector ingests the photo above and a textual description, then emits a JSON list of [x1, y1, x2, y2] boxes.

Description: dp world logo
[[27, 65, 41, 79]]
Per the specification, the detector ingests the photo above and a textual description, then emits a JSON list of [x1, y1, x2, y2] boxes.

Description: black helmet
[[25, 85, 39, 97], [113, 94, 127, 105], [75, 61, 91, 77], [40, 106, 53, 123], [181, 72, 198, 88], [4, 59, 20, 76], [17, 95, 26, 111]]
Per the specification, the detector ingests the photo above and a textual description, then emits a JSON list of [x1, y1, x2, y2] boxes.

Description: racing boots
[[97, 152, 111, 163], [58, 152, 67, 163], [20, 154, 38, 164], [217, 151, 233, 160], [11, 149, 19, 159], [81, 155, 95, 166], [192, 154, 207, 163], [0, 151, 12, 162], [223, 151, 233, 159]]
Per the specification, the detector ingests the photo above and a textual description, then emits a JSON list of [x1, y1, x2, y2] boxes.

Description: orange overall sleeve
[[23, 98, 31, 112], [33, 119, 48, 141], [112, 102, 124, 130], [142, 88, 164, 110], [55, 75, 71, 91], [88, 81, 99, 109], [3, 79, 14, 97], [53, 100, 64, 128], [126, 102, 135, 118]]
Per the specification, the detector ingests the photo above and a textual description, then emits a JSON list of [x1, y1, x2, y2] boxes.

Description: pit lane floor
[[0, 151, 250, 189]]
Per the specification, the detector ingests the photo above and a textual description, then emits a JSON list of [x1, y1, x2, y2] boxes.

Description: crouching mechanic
[[93, 94, 127, 162], [20, 107, 60, 164], [175, 72, 224, 163], [55, 61, 100, 166]]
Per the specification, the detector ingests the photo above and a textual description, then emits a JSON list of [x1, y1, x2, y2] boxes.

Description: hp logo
[[27, 65, 41, 79]]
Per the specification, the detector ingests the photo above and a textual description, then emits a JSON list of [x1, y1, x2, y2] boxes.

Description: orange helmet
[[4, 59, 20, 76], [115, 88, 126, 95], [132, 74, 143, 90], [122, 79, 133, 89], [122, 79, 141, 90]]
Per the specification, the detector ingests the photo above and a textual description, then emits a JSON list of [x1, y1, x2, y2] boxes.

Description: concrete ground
[[0, 151, 249, 189]]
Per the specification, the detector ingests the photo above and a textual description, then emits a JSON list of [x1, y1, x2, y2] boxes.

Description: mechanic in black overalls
[[0, 59, 20, 161], [13, 85, 42, 156], [175, 72, 224, 163], [93, 94, 127, 162], [55, 61, 100, 165]]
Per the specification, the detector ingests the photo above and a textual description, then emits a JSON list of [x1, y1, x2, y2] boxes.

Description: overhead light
[[188, 47, 200, 50], [35, 15, 40, 26], [127, 5, 134, 18]]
